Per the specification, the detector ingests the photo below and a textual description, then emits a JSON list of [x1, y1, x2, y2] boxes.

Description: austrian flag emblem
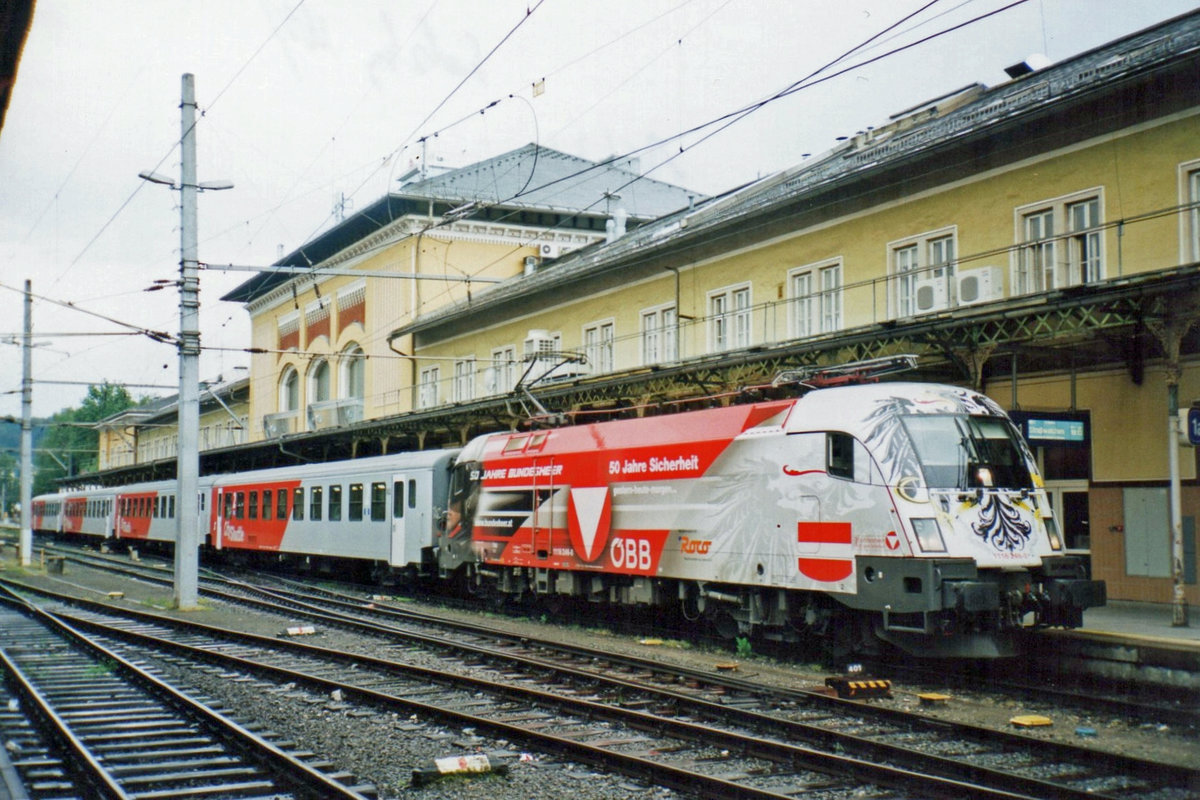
[[796, 521, 854, 582]]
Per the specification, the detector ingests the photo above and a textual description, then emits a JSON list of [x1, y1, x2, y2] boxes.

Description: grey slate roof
[[398, 143, 703, 218], [395, 8, 1200, 341], [222, 144, 704, 304]]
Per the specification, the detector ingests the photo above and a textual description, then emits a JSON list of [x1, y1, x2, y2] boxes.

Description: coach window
[[276, 489, 288, 519], [349, 483, 364, 521], [311, 486, 323, 521], [223, 492, 234, 520], [292, 487, 304, 521], [392, 481, 404, 518], [262, 490, 273, 520], [168, 495, 175, 518], [235, 492, 245, 519], [249, 491, 259, 520], [371, 483, 387, 520], [329, 485, 343, 522]]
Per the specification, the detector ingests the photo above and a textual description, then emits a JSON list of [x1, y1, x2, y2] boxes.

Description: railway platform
[[1032, 600, 1200, 693], [1078, 600, 1200, 645]]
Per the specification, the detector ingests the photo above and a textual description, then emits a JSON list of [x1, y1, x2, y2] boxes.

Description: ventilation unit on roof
[[539, 243, 560, 259]]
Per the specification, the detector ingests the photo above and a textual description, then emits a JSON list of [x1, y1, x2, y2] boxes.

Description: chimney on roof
[[606, 206, 628, 243], [1004, 53, 1052, 79]]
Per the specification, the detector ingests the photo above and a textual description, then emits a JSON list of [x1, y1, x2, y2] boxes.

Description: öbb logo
[[680, 536, 711, 555]]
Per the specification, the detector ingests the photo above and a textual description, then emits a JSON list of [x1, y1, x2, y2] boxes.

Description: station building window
[[790, 259, 843, 336], [708, 284, 751, 351], [1178, 159, 1200, 263], [582, 320, 614, 373], [418, 366, 440, 409], [640, 304, 677, 365], [486, 345, 517, 395], [452, 358, 476, 403], [1014, 189, 1104, 295], [888, 229, 955, 316]]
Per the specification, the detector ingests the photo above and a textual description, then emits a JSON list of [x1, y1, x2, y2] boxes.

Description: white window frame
[[582, 319, 615, 374], [1013, 189, 1104, 295], [888, 227, 957, 317], [452, 357, 475, 403], [278, 366, 300, 412], [339, 343, 365, 400], [640, 304, 678, 365], [707, 283, 752, 352], [789, 258, 843, 337], [418, 366, 440, 409], [1177, 159, 1200, 265], [487, 345, 517, 395], [308, 358, 331, 403]]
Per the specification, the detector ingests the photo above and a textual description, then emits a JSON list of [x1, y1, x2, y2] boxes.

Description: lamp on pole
[[139, 73, 231, 609]]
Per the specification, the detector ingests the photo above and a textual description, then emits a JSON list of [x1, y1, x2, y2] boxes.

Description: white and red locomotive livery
[[441, 382, 1104, 657], [34, 381, 1104, 658]]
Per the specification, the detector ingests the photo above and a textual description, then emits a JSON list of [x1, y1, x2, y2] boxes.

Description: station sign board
[[1179, 407, 1200, 447], [1008, 410, 1089, 448]]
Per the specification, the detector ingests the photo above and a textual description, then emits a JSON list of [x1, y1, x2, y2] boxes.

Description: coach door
[[212, 488, 225, 550], [390, 473, 428, 568]]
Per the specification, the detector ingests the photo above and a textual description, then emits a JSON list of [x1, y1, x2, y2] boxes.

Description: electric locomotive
[[439, 381, 1105, 658]]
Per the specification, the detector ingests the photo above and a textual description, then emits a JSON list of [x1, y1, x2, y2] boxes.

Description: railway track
[[0, 585, 374, 799], [36, 542, 1200, 730], [5, 565, 1199, 800]]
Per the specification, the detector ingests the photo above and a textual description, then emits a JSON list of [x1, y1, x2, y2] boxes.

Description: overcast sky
[[0, 0, 1195, 419]]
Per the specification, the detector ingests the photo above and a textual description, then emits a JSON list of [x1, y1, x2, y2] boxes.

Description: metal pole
[[1167, 375, 1188, 627], [19, 280, 32, 567], [175, 73, 200, 609]]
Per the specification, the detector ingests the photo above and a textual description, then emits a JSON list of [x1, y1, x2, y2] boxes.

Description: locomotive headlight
[[911, 517, 947, 552], [1044, 517, 1063, 551]]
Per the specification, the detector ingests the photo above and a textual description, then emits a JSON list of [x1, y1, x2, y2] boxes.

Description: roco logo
[[680, 536, 711, 555]]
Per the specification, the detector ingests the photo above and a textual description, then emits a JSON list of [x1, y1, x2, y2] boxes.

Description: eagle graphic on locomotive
[[33, 372, 1105, 659]]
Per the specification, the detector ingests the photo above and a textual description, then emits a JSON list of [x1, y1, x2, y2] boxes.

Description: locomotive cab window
[[827, 432, 855, 479], [902, 415, 1033, 490]]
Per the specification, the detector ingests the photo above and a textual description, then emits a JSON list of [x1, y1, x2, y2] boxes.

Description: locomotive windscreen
[[901, 414, 1033, 490]]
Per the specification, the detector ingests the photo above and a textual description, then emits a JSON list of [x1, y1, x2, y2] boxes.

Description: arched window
[[340, 344, 365, 400], [279, 367, 299, 411], [309, 359, 331, 403]]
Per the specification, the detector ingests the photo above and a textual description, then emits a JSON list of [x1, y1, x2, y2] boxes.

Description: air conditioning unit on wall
[[956, 266, 1004, 306], [914, 276, 950, 313]]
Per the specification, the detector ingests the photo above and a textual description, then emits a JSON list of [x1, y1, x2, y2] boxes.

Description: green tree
[[32, 383, 136, 495]]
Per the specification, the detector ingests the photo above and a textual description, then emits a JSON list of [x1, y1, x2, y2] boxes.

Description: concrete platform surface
[[1078, 600, 1200, 645]]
